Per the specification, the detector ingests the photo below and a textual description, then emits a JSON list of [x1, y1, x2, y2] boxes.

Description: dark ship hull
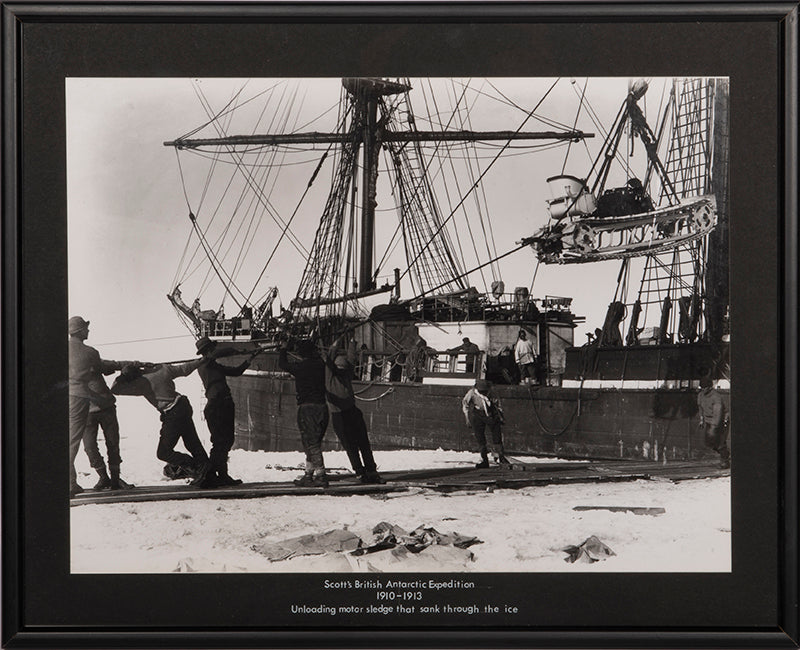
[[229, 341, 728, 461]]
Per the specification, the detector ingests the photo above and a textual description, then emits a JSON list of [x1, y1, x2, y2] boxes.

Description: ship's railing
[[425, 351, 483, 376], [354, 349, 483, 383], [199, 318, 251, 340]]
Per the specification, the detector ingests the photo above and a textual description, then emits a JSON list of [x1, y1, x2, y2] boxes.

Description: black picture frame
[[2, 1, 798, 648]]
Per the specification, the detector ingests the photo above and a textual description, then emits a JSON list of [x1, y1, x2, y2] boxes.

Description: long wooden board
[[70, 459, 728, 507], [71, 480, 404, 506]]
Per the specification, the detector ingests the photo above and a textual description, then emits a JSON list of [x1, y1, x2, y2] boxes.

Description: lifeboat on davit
[[545, 175, 597, 220]]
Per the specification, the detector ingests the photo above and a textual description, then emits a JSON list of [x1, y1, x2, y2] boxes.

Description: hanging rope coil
[[525, 384, 582, 437], [355, 386, 395, 402]]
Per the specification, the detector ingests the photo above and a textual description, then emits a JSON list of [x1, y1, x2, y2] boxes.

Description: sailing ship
[[164, 77, 729, 461]]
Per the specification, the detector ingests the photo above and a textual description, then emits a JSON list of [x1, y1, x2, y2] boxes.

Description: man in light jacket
[[111, 357, 211, 485], [514, 329, 537, 385]]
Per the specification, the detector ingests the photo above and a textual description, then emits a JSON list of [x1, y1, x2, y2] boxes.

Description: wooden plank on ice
[[572, 506, 666, 516], [70, 481, 405, 506]]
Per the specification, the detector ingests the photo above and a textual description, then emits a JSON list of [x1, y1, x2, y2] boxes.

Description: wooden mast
[[164, 78, 594, 308]]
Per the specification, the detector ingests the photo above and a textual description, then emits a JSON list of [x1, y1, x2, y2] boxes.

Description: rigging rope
[[406, 242, 528, 303], [561, 78, 588, 175], [460, 79, 577, 133], [244, 147, 332, 307], [426, 79, 492, 292], [398, 78, 562, 288], [187, 212, 246, 310], [453, 79, 502, 284]]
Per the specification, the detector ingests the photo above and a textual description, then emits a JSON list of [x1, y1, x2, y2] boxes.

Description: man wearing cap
[[195, 337, 260, 487], [278, 337, 329, 488], [111, 357, 211, 485], [697, 376, 730, 469], [446, 337, 481, 374], [462, 379, 509, 468], [324, 336, 383, 484], [68, 316, 135, 496], [514, 329, 537, 385]]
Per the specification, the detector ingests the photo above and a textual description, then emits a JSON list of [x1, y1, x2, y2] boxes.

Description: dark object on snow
[[163, 463, 199, 480], [561, 535, 616, 563]]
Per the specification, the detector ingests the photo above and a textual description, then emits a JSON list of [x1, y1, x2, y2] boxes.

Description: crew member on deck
[[196, 337, 261, 488], [462, 379, 509, 468], [278, 338, 330, 488], [447, 337, 481, 373], [111, 358, 212, 486], [324, 336, 383, 484], [514, 329, 537, 385]]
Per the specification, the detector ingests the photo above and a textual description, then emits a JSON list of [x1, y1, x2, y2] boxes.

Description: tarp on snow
[[253, 529, 361, 561], [561, 535, 616, 563]]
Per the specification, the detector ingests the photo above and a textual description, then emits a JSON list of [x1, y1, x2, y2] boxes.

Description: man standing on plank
[[195, 337, 261, 487], [68, 316, 135, 495], [324, 335, 383, 484], [278, 337, 330, 488]]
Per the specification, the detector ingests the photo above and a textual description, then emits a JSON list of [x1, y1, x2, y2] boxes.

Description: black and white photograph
[[5, 3, 797, 646], [67, 75, 732, 574]]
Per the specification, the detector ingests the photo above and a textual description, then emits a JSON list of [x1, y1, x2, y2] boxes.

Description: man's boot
[[93, 466, 111, 490], [217, 460, 243, 487], [475, 454, 490, 469], [110, 465, 135, 490], [311, 470, 329, 488], [293, 472, 316, 487], [191, 461, 218, 488]]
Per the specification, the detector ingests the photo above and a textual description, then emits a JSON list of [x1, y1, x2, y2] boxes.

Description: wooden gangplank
[[70, 479, 402, 506], [69, 459, 729, 507]]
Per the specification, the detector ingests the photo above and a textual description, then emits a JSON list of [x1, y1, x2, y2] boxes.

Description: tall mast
[[344, 79, 404, 292], [164, 78, 594, 311]]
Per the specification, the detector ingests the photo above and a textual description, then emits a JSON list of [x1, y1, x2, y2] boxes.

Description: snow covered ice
[[71, 395, 730, 574]]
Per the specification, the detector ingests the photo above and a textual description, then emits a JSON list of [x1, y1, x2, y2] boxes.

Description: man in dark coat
[[82, 376, 135, 491], [697, 376, 730, 468], [447, 337, 481, 373], [68, 316, 134, 495], [324, 337, 383, 484], [462, 379, 509, 468], [195, 337, 260, 487], [278, 338, 329, 487]]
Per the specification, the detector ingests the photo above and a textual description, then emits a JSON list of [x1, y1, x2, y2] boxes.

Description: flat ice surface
[[71, 436, 730, 573]]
